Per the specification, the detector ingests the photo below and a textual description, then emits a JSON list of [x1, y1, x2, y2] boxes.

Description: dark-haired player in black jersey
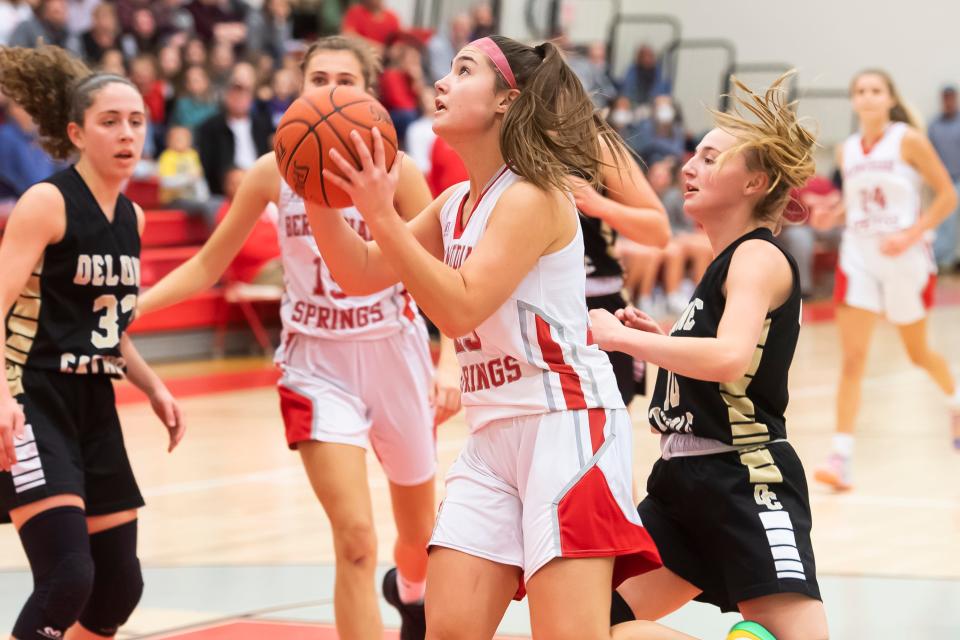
[[570, 140, 670, 407], [590, 73, 829, 640], [0, 46, 184, 640]]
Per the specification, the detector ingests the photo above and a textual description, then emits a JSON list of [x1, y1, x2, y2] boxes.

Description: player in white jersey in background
[[138, 36, 461, 640], [812, 69, 959, 491], [305, 34, 698, 640]]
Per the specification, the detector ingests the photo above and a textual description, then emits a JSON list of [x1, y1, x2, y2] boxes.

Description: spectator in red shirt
[[379, 38, 430, 145], [341, 0, 399, 50], [129, 54, 166, 127]]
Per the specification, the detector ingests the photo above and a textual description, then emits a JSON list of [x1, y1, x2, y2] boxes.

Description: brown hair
[[300, 35, 382, 92], [0, 45, 139, 160], [711, 71, 817, 225], [850, 69, 920, 129], [489, 35, 630, 194]]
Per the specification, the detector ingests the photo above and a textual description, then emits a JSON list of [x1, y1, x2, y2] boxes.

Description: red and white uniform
[[275, 181, 435, 486], [429, 168, 661, 591], [837, 122, 936, 324]]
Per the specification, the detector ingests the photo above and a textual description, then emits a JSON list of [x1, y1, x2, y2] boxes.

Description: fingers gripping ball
[[274, 85, 398, 208]]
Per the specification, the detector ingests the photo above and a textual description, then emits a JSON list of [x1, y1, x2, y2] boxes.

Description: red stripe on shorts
[[534, 315, 586, 410], [557, 464, 662, 588], [587, 408, 606, 454], [278, 385, 313, 449], [922, 272, 937, 309]]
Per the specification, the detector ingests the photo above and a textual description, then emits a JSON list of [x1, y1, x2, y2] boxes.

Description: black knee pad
[[13, 506, 95, 640], [610, 589, 636, 625], [78, 519, 144, 637]]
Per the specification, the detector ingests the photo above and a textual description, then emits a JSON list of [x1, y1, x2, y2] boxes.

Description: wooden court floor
[[1, 284, 958, 638]]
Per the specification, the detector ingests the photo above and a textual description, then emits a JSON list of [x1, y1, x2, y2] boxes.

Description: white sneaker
[[814, 453, 853, 491], [666, 292, 689, 315]]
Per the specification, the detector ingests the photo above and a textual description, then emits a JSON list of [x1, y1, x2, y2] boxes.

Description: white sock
[[949, 388, 960, 407], [832, 433, 854, 458], [396, 570, 425, 604]]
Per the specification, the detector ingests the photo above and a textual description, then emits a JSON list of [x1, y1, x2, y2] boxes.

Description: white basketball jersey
[[276, 180, 418, 346], [440, 167, 625, 431], [842, 122, 922, 236]]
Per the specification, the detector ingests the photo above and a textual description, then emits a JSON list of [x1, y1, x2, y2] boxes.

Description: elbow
[[654, 219, 671, 248], [715, 352, 753, 384]]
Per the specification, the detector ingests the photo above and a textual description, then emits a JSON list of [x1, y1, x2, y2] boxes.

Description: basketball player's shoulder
[[249, 152, 283, 198], [899, 124, 932, 161], [728, 238, 792, 289]]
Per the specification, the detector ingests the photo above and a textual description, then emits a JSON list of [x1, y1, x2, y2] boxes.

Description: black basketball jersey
[[580, 211, 623, 280], [648, 227, 801, 445], [4, 166, 141, 379]]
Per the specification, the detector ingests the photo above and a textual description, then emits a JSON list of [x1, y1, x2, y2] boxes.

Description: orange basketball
[[274, 85, 398, 208]]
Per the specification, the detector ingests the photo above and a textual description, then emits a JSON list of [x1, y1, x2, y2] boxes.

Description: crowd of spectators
[[2, 1, 959, 304]]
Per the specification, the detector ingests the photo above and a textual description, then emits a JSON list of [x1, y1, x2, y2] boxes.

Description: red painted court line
[[147, 619, 528, 639], [115, 367, 280, 405]]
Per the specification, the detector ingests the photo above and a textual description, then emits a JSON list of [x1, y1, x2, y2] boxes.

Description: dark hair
[[300, 35, 382, 92], [0, 45, 140, 160], [488, 35, 630, 193]]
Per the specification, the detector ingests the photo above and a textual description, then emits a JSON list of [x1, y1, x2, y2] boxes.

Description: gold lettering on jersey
[[59, 353, 127, 375], [73, 255, 141, 287], [670, 297, 703, 334], [721, 318, 772, 445]]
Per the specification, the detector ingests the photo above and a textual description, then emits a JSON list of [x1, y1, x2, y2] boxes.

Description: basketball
[[273, 85, 398, 208]]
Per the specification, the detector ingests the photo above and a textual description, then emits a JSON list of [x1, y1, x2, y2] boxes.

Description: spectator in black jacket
[[196, 62, 272, 196]]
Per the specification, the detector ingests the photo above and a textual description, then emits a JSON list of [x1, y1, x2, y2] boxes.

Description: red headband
[[469, 37, 517, 90]]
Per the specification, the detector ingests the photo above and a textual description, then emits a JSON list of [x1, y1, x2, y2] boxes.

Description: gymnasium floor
[[2, 281, 959, 639]]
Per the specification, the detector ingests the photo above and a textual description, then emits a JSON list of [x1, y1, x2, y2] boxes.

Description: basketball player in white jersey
[[138, 36, 460, 640], [306, 35, 698, 640], [811, 70, 959, 491]]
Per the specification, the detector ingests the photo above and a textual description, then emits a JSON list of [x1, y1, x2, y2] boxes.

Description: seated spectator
[[0, 98, 65, 205], [130, 54, 167, 129], [469, 1, 494, 40], [170, 64, 220, 134], [260, 67, 298, 128], [154, 0, 195, 43], [81, 2, 122, 65], [158, 125, 213, 220], [0, 1, 34, 47], [246, 0, 293, 64], [619, 158, 710, 315], [633, 94, 686, 164], [380, 37, 430, 145], [158, 43, 185, 114], [781, 175, 843, 297], [605, 94, 641, 138], [121, 7, 162, 58], [621, 44, 670, 107], [208, 39, 238, 93], [341, 0, 399, 50], [184, 35, 209, 66], [8, 0, 82, 55], [114, 0, 150, 33], [569, 41, 617, 109], [215, 166, 283, 286], [98, 47, 128, 75], [196, 62, 273, 195], [187, 0, 246, 45], [67, 0, 100, 36], [426, 12, 471, 84]]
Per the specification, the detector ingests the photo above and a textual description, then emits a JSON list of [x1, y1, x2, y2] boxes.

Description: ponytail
[[0, 45, 138, 160], [490, 36, 630, 193]]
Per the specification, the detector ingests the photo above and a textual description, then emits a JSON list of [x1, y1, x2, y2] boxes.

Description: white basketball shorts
[[429, 407, 662, 597], [277, 321, 436, 486]]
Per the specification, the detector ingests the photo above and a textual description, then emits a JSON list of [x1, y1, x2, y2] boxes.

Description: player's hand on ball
[[149, 385, 185, 453], [588, 308, 626, 351], [0, 396, 25, 471], [616, 306, 665, 335], [324, 128, 403, 225]]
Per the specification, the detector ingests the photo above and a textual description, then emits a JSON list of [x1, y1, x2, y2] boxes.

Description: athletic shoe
[[382, 567, 425, 640], [727, 620, 777, 640], [813, 453, 853, 491]]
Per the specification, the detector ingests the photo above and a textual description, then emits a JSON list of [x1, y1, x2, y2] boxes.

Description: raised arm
[[137, 153, 280, 314], [0, 184, 66, 469], [571, 143, 670, 247], [590, 240, 793, 382]]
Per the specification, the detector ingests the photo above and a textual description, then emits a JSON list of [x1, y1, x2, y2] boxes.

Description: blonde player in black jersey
[[0, 46, 184, 640], [591, 73, 828, 640]]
